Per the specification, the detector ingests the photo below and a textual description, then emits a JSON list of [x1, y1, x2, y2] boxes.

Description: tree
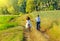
[[53, 1, 58, 10], [9, 0, 26, 14], [18, 0, 26, 13], [26, 0, 36, 13], [0, 7, 10, 15]]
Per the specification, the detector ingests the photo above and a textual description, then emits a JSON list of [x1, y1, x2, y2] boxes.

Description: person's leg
[[38, 22, 40, 31], [38, 24, 40, 31], [28, 24, 31, 31], [37, 22, 39, 30], [39, 22, 41, 29], [29, 27, 31, 31], [36, 22, 38, 30]]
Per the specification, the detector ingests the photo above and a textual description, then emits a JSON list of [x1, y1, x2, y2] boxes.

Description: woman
[[26, 17, 31, 31]]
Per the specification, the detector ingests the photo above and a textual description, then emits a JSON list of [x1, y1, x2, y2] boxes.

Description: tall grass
[[17, 11, 60, 41], [0, 16, 19, 30]]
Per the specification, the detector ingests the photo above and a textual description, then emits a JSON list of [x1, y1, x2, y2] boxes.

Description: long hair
[[26, 16, 30, 20]]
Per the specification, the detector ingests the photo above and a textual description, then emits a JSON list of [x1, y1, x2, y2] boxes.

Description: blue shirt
[[36, 17, 40, 22]]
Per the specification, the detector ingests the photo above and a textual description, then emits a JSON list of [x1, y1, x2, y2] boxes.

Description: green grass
[[0, 16, 18, 30], [0, 16, 17, 23], [0, 15, 23, 41]]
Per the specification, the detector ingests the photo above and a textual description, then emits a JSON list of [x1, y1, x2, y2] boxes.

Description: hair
[[37, 15, 39, 17], [26, 16, 30, 20]]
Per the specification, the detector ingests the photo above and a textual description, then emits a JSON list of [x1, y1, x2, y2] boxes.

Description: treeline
[[0, 0, 60, 15]]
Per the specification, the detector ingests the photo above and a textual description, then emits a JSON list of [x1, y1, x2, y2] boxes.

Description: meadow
[[0, 15, 18, 30], [0, 10, 60, 41], [30, 11, 60, 41], [0, 0, 60, 41], [17, 10, 60, 41], [0, 15, 23, 41]]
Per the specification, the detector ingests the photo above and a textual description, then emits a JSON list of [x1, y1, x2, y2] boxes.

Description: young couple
[[26, 15, 40, 31]]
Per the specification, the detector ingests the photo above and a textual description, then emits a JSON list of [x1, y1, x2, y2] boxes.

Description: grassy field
[[0, 15, 23, 41], [0, 26, 23, 41], [17, 10, 60, 41], [0, 15, 19, 30], [30, 11, 60, 41], [0, 11, 60, 41]]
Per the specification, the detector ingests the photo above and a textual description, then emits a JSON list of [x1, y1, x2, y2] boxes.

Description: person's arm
[[31, 19, 34, 22]]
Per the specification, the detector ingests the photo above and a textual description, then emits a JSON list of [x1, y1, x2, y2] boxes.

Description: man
[[35, 15, 40, 31]]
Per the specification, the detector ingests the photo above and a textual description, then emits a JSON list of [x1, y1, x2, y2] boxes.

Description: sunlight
[[0, 0, 9, 7]]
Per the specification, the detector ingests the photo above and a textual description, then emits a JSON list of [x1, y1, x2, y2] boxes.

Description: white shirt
[[25, 20, 31, 28], [36, 17, 40, 22], [26, 20, 30, 25]]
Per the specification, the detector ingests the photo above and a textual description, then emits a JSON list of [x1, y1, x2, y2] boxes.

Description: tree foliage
[[26, 0, 36, 13], [0, 0, 60, 14]]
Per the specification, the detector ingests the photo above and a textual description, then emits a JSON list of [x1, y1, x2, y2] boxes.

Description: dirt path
[[24, 27, 49, 41]]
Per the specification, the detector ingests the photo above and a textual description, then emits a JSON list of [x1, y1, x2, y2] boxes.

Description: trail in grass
[[23, 27, 49, 41]]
